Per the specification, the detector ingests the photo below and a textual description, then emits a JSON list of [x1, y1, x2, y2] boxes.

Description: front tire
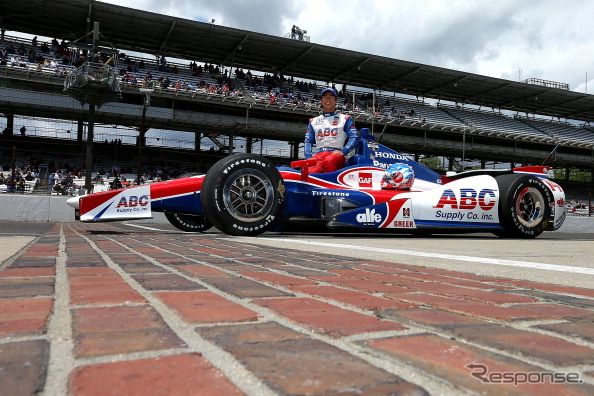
[[165, 213, 212, 232], [200, 154, 285, 236], [496, 174, 553, 238]]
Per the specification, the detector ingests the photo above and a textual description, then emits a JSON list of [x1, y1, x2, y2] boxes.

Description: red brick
[[385, 292, 551, 321], [195, 321, 309, 344], [177, 265, 233, 278], [490, 280, 594, 299], [397, 272, 516, 289], [351, 263, 415, 275], [381, 308, 490, 328], [239, 271, 318, 287], [20, 244, 58, 257], [0, 297, 53, 336], [67, 267, 113, 276], [309, 275, 409, 293], [536, 320, 594, 343], [155, 291, 259, 323], [198, 323, 426, 395], [132, 273, 204, 291], [403, 281, 538, 304], [71, 305, 186, 357], [289, 285, 416, 310], [69, 353, 244, 396], [68, 270, 145, 305], [451, 325, 594, 366], [0, 277, 55, 298], [0, 267, 55, 278], [252, 297, 407, 336], [366, 334, 592, 396], [512, 304, 594, 320], [202, 277, 292, 298], [0, 340, 49, 396], [329, 269, 405, 284]]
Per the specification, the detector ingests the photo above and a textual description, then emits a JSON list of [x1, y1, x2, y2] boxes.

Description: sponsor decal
[[223, 158, 267, 175], [337, 168, 383, 189], [81, 185, 151, 221], [542, 178, 563, 192], [393, 220, 415, 228], [115, 195, 149, 208], [359, 172, 373, 188], [403, 208, 410, 218], [434, 188, 496, 210], [312, 191, 350, 197], [374, 151, 410, 161], [356, 208, 382, 224], [317, 128, 339, 138], [277, 181, 285, 199]]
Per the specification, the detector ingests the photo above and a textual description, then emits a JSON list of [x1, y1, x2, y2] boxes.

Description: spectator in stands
[[20, 126, 26, 136], [303, 87, 359, 173], [0, 172, 4, 184]]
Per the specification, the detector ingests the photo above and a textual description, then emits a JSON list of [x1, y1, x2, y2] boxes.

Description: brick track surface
[[1, 223, 593, 395]]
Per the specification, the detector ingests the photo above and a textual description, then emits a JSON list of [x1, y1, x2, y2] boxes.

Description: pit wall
[[0, 195, 168, 223]]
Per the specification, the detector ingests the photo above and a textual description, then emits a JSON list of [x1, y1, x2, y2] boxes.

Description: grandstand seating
[[2, 33, 594, 198], [3, 32, 594, 152], [518, 117, 594, 146]]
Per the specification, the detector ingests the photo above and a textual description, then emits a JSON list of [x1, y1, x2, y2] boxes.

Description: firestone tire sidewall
[[201, 154, 285, 236], [498, 175, 553, 238], [164, 213, 212, 232]]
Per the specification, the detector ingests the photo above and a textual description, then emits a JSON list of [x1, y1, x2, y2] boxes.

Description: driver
[[304, 87, 359, 173]]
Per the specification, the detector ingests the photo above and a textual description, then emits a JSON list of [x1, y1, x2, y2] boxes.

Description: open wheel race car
[[67, 128, 566, 238]]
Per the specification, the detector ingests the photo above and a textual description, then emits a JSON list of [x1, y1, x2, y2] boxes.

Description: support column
[[3, 113, 14, 136], [228, 131, 234, 154], [84, 105, 95, 191], [246, 137, 253, 154], [77, 120, 84, 142], [290, 141, 300, 160], [480, 160, 486, 169], [565, 167, 570, 181], [194, 131, 201, 152]]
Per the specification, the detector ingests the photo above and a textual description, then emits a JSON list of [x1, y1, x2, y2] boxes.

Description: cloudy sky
[[98, 0, 594, 95]]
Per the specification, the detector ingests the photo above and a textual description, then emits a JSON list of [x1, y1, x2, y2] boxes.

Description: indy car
[[67, 128, 566, 238]]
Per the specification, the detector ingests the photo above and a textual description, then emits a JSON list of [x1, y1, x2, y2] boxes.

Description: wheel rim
[[222, 169, 275, 222], [515, 187, 545, 227]]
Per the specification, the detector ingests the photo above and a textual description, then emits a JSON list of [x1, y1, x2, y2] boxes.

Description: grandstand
[[1, 0, 593, 199]]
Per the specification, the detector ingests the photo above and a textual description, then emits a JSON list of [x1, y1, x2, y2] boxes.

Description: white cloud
[[99, 0, 594, 93]]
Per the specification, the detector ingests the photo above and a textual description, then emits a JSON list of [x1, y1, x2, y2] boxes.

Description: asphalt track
[[1, 219, 594, 395]]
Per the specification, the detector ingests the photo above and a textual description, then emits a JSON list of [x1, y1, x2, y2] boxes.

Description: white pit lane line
[[248, 237, 594, 276]]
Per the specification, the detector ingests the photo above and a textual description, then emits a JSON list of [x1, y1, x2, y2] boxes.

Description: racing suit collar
[[321, 110, 339, 117]]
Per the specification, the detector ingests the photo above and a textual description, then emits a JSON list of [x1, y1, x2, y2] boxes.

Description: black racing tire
[[200, 153, 286, 236], [495, 174, 553, 239], [164, 213, 212, 232]]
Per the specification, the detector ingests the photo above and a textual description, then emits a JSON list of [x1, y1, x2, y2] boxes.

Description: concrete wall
[[0, 195, 168, 223]]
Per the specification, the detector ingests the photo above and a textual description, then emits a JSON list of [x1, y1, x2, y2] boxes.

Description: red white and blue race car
[[67, 128, 566, 238]]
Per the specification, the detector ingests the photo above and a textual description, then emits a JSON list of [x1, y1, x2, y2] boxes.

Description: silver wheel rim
[[222, 169, 274, 222], [516, 187, 545, 227]]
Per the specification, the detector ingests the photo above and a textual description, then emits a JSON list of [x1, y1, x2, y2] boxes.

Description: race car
[[66, 128, 566, 238]]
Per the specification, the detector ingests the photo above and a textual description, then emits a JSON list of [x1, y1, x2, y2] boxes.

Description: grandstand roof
[[2, 0, 594, 122]]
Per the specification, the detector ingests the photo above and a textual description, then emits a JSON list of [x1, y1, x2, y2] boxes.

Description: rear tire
[[496, 174, 553, 238], [200, 153, 285, 236]]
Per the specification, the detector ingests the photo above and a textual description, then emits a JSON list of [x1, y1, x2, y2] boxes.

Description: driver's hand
[[333, 150, 344, 156]]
